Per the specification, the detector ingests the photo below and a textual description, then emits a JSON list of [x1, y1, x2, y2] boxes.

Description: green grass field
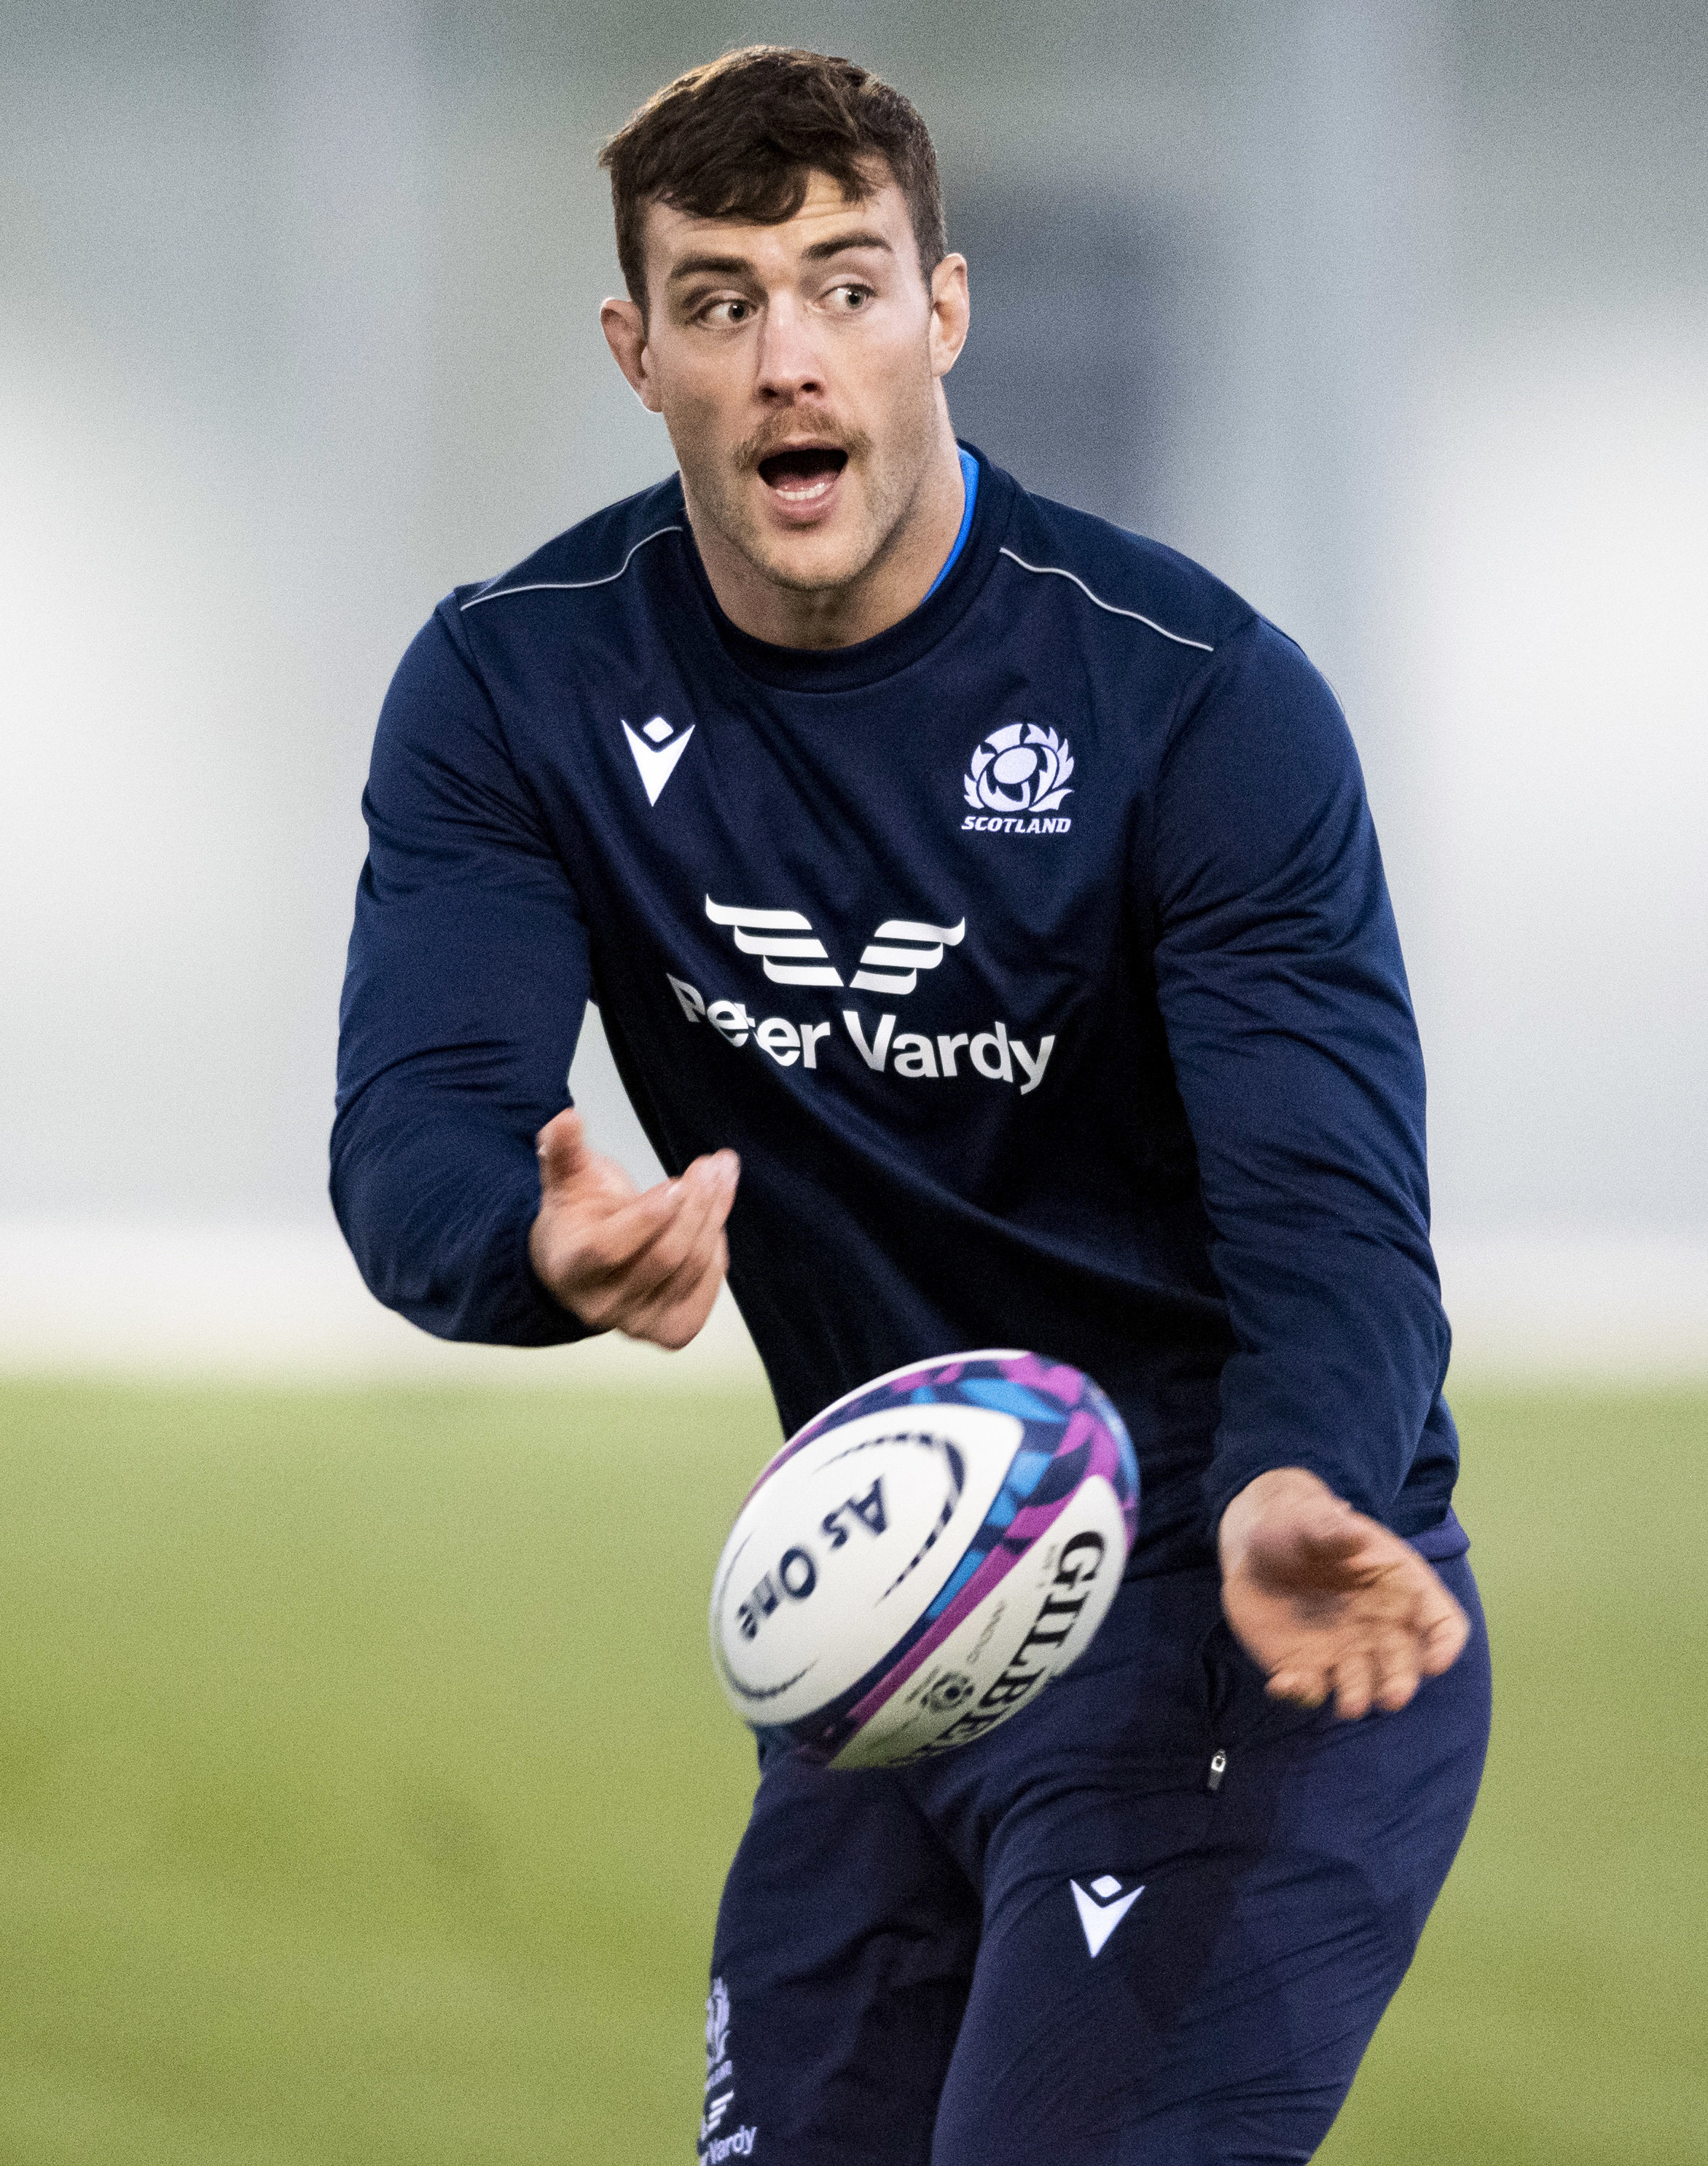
[[0, 1380, 1703, 2164]]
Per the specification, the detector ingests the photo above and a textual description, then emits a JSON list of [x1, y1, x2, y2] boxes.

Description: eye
[[701, 297, 753, 327], [830, 283, 873, 310]]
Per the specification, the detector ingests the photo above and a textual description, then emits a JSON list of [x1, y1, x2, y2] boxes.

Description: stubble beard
[[679, 377, 944, 602]]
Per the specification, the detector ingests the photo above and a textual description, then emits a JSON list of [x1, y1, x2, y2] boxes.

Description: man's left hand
[[1218, 1467, 1470, 1719]]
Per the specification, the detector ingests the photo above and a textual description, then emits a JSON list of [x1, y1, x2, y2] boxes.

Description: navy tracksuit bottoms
[[700, 1527, 1489, 2165]]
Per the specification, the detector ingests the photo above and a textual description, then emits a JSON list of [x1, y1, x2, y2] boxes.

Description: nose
[[753, 294, 824, 403]]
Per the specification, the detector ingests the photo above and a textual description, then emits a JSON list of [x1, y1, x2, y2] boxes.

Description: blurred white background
[[1, 0, 1704, 1380]]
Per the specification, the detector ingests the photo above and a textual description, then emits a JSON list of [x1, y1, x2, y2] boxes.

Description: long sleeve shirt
[[332, 447, 1460, 1574]]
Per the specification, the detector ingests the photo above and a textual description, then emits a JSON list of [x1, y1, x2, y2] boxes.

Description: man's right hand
[[528, 1108, 739, 1349]]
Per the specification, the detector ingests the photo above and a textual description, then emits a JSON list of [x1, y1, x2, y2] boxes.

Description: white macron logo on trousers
[[1070, 1875, 1145, 1957]]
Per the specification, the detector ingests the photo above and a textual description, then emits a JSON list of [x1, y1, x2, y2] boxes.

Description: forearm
[[1198, 1227, 1448, 1531], [331, 1086, 596, 1346], [1145, 620, 1448, 1537], [333, 603, 602, 1345]]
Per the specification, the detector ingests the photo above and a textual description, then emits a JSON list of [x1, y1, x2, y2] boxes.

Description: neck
[[686, 420, 966, 650]]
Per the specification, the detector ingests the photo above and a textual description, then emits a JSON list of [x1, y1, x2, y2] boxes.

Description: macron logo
[[622, 715, 695, 805], [1070, 1875, 1144, 1958]]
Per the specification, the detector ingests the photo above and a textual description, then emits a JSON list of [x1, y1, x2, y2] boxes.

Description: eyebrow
[[804, 229, 893, 262], [667, 254, 754, 283], [667, 230, 895, 284]]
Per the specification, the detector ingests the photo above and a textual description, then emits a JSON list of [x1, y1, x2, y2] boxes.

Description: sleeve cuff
[[490, 1202, 606, 1348], [1200, 1444, 1389, 1542]]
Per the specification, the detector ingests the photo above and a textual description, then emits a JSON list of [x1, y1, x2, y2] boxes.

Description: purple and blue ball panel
[[772, 1353, 1138, 1762]]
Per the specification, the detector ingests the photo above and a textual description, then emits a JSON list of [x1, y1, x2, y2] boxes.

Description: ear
[[600, 296, 661, 412], [928, 253, 970, 380]]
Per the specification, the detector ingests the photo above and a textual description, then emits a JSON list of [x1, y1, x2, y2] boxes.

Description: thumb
[[535, 1107, 589, 1196]]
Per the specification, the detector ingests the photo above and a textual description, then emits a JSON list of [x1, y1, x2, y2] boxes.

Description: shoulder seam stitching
[[458, 524, 685, 611], [998, 546, 1215, 651]]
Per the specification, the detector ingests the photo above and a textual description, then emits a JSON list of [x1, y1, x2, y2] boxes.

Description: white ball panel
[[710, 1402, 1023, 1729], [830, 1475, 1129, 1769]]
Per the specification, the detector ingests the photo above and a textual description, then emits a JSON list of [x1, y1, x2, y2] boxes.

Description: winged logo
[[705, 898, 965, 995]]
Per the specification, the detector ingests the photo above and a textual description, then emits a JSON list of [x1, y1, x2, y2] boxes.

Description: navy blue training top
[[332, 446, 1459, 1574]]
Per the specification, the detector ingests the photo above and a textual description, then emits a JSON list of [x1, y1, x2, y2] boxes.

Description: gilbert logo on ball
[[709, 1351, 1138, 1768]]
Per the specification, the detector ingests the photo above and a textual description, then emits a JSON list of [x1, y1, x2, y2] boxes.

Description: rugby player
[[333, 47, 1489, 2163]]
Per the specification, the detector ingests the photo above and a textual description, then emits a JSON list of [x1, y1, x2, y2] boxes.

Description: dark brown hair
[[599, 47, 947, 310]]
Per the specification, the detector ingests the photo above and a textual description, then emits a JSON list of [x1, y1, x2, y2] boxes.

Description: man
[[333, 46, 1488, 2165]]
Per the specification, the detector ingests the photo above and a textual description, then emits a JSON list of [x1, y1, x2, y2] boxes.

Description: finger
[[1378, 1554, 1470, 1676], [539, 1109, 619, 1196], [1416, 1586, 1471, 1676], [538, 1109, 651, 1212], [629, 1231, 729, 1350], [1370, 1622, 1425, 1713], [616, 1182, 734, 1327], [598, 1155, 734, 1306], [646, 1150, 738, 1271], [621, 1217, 728, 1343], [535, 1107, 591, 1193], [696, 1146, 741, 1203], [572, 1152, 734, 1326], [1374, 1664, 1421, 1714], [554, 1178, 702, 1302], [670, 1149, 740, 1236], [1264, 1662, 1328, 1709], [1331, 1648, 1378, 1722]]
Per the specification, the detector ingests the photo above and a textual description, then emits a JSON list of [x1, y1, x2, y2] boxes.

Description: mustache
[[734, 417, 871, 471]]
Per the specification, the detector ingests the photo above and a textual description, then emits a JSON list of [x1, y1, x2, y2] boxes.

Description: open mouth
[[756, 445, 848, 504]]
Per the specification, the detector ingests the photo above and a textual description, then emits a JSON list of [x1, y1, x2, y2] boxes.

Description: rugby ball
[[709, 1351, 1138, 1769]]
